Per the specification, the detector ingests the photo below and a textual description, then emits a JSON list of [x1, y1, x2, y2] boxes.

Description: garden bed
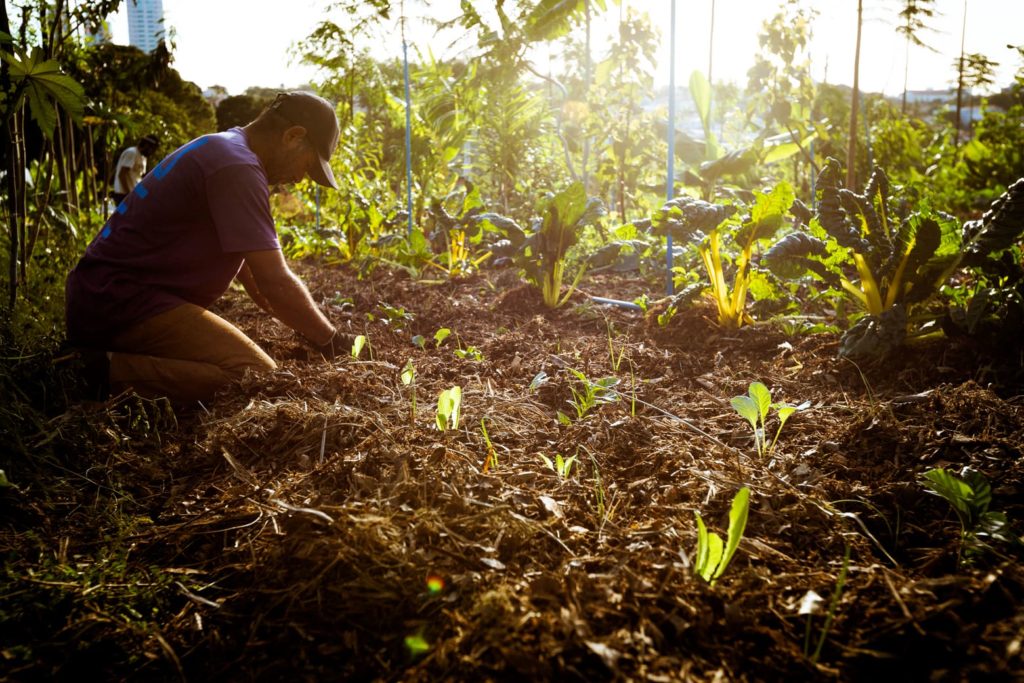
[[2, 262, 1023, 681]]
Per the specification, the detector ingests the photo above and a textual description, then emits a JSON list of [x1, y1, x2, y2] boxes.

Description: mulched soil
[[3, 262, 1024, 682]]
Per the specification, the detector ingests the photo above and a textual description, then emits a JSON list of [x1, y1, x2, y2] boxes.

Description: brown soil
[[3, 263, 1024, 682]]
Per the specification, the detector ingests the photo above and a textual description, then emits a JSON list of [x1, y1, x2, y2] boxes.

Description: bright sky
[[106, 0, 1022, 97]]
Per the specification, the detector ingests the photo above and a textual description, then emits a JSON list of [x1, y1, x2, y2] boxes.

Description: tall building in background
[[127, 0, 165, 53]]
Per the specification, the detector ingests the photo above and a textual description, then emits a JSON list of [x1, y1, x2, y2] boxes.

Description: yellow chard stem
[[852, 253, 883, 315]]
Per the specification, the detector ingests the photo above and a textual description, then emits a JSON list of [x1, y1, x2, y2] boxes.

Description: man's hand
[[310, 327, 357, 360]]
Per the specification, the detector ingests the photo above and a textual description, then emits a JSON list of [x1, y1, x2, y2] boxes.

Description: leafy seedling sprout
[[401, 360, 416, 422], [540, 452, 576, 479], [730, 381, 809, 457], [694, 486, 750, 584], [351, 334, 367, 359], [921, 467, 1012, 565], [435, 386, 462, 432]]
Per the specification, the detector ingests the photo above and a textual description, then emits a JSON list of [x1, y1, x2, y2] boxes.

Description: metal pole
[[665, 0, 677, 296], [402, 28, 414, 234]]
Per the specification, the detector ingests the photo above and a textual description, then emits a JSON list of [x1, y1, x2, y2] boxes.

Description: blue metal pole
[[665, 0, 677, 296], [403, 39, 414, 235]]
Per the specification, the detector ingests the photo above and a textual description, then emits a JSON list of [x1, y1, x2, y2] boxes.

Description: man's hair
[[139, 135, 159, 146]]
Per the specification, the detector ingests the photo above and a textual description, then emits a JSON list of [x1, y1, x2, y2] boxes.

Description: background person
[[67, 92, 349, 403], [111, 134, 159, 205]]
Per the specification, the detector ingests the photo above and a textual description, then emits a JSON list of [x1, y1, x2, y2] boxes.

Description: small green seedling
[[401, 359, 416, 422], [694, 486, 750, 584], [433, 328, 451, 346], [540, 452, 576, 479], [378, 302, 414, 330], [454, 346, 483, 361], [567, 368, 619, 419], [480, 418, 497, 472], [435, 386, 462, 432], [730, 381, 808, 457], [606, 320, 626, 373], [922, 467, 1012, 565], [411, 335, 427, 350], [351, 334, 367, 359]]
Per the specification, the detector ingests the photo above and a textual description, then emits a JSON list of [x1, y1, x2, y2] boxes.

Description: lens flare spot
[[426, 575, 445, 594]]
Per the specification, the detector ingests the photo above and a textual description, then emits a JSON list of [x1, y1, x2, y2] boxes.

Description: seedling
[[567, 368, 619, 420], [378, 302, 414, 330], [480, 418, 498, 472], [351, 335, 367, 359], [401, 360, 416, 422], [694, 486, 750, 584], [606, 320, 626, 373], [730, 381, 809, 457], [540, 452, 576, 479], [922, 467, 1012, 565], [805, 542, 851, 663], [454, 345, 483, 361], [435, 386, 462, 432], [433, 328, 451, 346]]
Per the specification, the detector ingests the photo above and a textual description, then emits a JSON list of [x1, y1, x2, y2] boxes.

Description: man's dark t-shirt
[[66, 128, 280, 347]]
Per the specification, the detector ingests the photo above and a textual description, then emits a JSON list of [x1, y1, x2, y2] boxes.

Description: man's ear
[[283, 125, 308, 146]]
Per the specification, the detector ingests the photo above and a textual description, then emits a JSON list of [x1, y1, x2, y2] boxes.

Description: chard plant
[[764, 158, 962, 360], [519, 182, 606, 308], [694, 487, 751, 584], [730, 381, 809, 457], [922, 467, 1013, 565], [435, 386, 462, 432], [652, 181, 795, 329], [426, 184, 492, 279]]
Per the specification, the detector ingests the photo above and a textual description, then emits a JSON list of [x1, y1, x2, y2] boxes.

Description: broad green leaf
[[923, 468, 974, 521], [748, 382, 772, 424], [434, 328, 451, 346], [762, 142, 801, 165], [736, 181, 796, 247], [435, 386, 463, 431], [688, 69, 721, 160], [730, 395, 759, 431], [4, 48, 85, 138], [715, 487, 751, 580]]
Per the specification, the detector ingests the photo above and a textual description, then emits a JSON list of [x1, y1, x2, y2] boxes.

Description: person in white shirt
[[111, 135, 159, 204]]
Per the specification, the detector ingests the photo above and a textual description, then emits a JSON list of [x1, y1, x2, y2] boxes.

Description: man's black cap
[[269, 91, 340, 189]]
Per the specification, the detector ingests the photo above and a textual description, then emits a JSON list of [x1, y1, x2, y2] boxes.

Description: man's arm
[[241, 248, 335, 346], [117, 165, 134, 192], [235, 260, 274, 313]]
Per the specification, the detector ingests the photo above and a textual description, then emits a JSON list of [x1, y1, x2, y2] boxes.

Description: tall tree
[[896, 0, 938, 115]]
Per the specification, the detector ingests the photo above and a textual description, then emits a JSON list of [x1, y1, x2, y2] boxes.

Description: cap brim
[[309, 155, 337, 189]]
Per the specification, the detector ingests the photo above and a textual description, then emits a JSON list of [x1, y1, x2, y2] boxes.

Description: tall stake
[[954, 0, 967, 149], [665, 0, 676, 296], [401, 1, 414, 235], [846, 0, 863, 189]]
